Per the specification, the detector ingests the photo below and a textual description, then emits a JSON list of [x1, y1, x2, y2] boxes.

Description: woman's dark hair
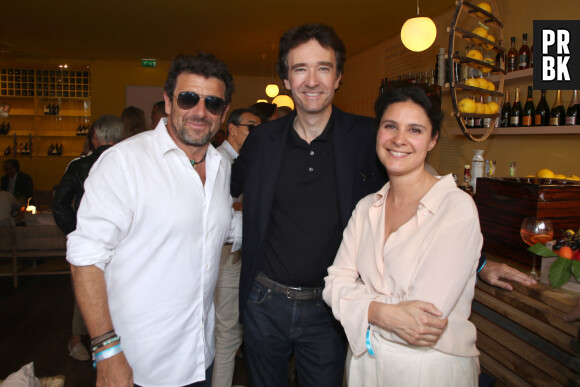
[[374, 86, 444, 138], [276, 23, 346, 81], [164, 53, 234, 105]]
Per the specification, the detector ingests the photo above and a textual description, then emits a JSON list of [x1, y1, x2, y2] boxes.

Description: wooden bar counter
[[472, 256, 580, 386]]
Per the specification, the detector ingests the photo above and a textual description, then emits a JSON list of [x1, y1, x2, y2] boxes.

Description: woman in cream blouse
[[323, 86, 483, 386]]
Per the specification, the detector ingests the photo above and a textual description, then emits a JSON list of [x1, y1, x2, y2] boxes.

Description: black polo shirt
[[260, 115, 342, 288]]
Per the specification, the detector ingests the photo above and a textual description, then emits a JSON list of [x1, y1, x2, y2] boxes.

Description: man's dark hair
[[276, 23, 346, 81], [153, 100, 165, 112], [4, 159, 19, 171], [227, 108, 257, 126], [249, 102, 277, 122], [374, 86, 444, 139], [164, 53, 234, 105]]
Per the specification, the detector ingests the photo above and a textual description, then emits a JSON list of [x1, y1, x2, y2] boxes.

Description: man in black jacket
[[52, 114, 124, 360], [53, 115, 124, 234]]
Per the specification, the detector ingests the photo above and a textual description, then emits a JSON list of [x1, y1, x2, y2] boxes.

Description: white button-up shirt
[[67, 120, 240, 387]]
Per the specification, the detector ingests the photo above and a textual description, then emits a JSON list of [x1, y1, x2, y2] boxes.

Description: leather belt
[[255, 273, 322, 301]]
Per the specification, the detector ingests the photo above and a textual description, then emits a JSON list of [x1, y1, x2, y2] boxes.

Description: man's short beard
[[177, 127, 213, 146]]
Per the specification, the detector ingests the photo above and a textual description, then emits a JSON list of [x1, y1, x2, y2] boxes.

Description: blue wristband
[[93, 343, 122, 368], [365, 324, 375, 357], [477, 257, 487, 274]]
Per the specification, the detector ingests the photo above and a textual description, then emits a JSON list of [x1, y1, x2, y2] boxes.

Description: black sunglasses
[[235, 123, 257, 132], [176, 91, 226, 115]]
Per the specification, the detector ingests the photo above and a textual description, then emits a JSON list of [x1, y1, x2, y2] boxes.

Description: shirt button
[[308, 167, 314, 172], [310, 151, 315, 156]]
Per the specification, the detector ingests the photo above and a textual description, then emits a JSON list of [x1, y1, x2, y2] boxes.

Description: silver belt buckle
[[286, 286, 302, 299]]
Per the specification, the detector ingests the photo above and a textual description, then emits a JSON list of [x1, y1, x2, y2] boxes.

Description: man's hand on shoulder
[[479, 260, 536, 291]]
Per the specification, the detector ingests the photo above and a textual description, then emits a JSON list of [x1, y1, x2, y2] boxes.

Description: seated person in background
[[121, 105, 148, 139], [52, 114, 124, 362], [1, 159, 34, 205], [150, 100, 168, 129], [323, 86, 482, 386], [0, 190, 20, 226]]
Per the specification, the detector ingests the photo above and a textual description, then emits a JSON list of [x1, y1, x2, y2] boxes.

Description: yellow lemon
[[465, 78, 480, 87], [484, 34, 496, 50], [554, 174, 567, 179], [483, 104, 492, 114], [536, 168, 555, 178], [477, 78, 489, 89], [481, 58, 495, 73], [476, 2, 492, 18], [467, 49, 483, 61], [458, 98, 476, 113], [487, 81, 496, 91], [475, 102, 486, 114], [471, 27, 488, 43], [486, 101, 499, 114], [526, 174, 535, 177], [568, 175, 580, 181]]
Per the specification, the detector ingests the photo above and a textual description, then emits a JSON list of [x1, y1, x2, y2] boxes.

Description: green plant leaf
[[549, 257, 572, 288], [527, 243, 558, 257], [572, 261, 580, 282]]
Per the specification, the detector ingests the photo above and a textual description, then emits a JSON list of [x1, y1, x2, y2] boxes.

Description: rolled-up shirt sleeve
[[67, 149, 134, 271]]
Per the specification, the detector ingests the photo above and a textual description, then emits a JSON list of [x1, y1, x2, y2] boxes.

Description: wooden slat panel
[[477, 281, 579, 337], [475, 290, 576, 354], [479, 351, 531, 387], [478, 333, 562, 386], [472, 313, 570, 384]]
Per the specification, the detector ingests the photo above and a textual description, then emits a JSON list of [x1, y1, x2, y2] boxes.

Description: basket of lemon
[[448, 0, 505, 142]]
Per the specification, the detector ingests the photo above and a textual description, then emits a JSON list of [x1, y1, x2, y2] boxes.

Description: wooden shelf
[[449, 125, 580, 136]]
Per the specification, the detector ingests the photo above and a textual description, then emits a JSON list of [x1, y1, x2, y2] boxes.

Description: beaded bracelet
[[93, 343, 122, 369], [91, 330, 116, 348], [92, 335, 120, 353]]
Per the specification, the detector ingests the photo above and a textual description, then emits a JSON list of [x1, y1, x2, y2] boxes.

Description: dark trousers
[[242, 278, 346, 387]]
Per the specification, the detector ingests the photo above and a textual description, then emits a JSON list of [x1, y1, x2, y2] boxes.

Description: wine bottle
[[518, 33, 531, 70], [510, 87, 522, 127], [48, 143, 54, 156], [566, 90, 579, 125], [535, 90, 550, 126], [549, 90, 566, 126], [495, 39, 505, 69], [507, 36, 518, 72], [500, 89, 511, 127], [522, 86, 535, 126]]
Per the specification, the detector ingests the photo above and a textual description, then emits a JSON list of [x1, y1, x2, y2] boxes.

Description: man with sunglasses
[[67, 53, 240, 387], [212, 107, 260, 387]]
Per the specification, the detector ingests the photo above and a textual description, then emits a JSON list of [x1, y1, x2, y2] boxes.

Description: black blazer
[[1, 171, 34, 201], [231, 105, 387, 318]]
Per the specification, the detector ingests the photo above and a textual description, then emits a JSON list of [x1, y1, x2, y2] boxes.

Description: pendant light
[[400, 0, 437, 52]]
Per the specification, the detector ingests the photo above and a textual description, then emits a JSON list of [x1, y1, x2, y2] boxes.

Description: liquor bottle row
[[499, 87, 579, 127], [0, 121, 11, 135], [504, 33, 532, 72], [76, 124, 91, 136], [3, 142, 66, 156], [378, 71, 439, 98], [44, 103, 60, 115], [4, 143, 30, 156], [47, 143, 63, 156]]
